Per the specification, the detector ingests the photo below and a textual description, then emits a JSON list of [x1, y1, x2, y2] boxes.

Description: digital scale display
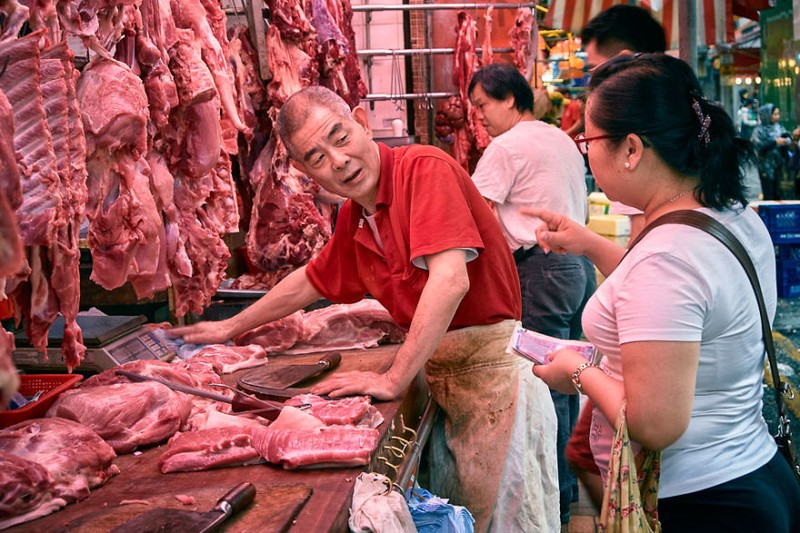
[[12, 315, 175, 371]]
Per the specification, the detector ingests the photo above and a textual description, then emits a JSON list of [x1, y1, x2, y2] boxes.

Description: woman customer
[[751, 103, 792, 200], [525, 53, 800, 531]]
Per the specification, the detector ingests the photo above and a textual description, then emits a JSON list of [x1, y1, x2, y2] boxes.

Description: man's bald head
[[276, 86, 353, 156]]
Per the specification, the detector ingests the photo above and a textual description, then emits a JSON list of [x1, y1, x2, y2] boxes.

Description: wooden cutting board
[[53, 482, 312, 533]]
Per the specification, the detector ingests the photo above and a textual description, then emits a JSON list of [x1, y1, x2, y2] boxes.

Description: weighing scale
[[12, 315, 176, 372]]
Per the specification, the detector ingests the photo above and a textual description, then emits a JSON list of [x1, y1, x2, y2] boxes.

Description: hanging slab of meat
[[481, 6, 493, 66], [0, 30, 62, 247], [509, 7, 535, 78], [245, 137, 331, 272], [0, 417, 119, 503], [169, 0, 247, 133], [40, 42, 87, 372], [0, 451, 65, 530], [286, 394, 384, 428], [46, 381, 193, 454], [0, 0, 29, 43], [449, 11, 479, 170], [235, 299, 406, 355], [78, 58, 149, 155], [311, 0, 366, 108], [0, 88, 21, 214], [186, 344, 267, 374]]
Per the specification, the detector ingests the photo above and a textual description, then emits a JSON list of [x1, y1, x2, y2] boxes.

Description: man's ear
[[352, 106, 373, 137]]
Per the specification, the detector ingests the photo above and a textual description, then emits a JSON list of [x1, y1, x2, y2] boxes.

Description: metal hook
[[379, 456, 400, 481], [383, 445, 407, 459], [389, 434, 411, 447]]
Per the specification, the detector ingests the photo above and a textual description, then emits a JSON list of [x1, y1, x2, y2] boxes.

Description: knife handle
[[212, 482, 256, 517], [321, 352, 342, 370]]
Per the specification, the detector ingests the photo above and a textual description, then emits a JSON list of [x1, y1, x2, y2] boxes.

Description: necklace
[[666, 189, 693, 204], [650, 188, 694, 216]]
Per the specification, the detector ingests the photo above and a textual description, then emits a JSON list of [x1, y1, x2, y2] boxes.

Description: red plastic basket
[[0, 374, 83, 428]]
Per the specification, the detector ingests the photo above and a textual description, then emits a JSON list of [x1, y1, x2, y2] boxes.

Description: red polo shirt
[[306, 143, 521, 329]]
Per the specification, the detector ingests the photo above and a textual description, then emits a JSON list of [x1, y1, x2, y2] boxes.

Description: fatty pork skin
[[46, 381, 192, 454]]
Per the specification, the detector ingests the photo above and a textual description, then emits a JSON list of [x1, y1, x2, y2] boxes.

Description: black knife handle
[[213, 482, 256, 517], [321, 352, 342, 370]]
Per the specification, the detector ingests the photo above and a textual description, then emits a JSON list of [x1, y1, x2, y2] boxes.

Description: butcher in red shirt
[[173, 86, 559, 532]]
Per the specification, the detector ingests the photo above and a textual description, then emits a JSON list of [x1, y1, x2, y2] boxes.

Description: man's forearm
[[384, 251, 469, 392]]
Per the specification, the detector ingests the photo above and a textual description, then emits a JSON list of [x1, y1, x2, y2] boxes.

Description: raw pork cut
[[251, 422, 379, 469], [186, 343, 267, 374], [47, 381, 192, 454], [159, 425, 265, 473], [0, 451, 65, 530], [80, 359, 218, 390], [287, 394, 383, 428], [0, 417, 119, 503], [235, 299, 406, 354]]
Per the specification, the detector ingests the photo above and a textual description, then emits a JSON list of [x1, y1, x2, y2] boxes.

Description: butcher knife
[[239, 352, 342, 390], [110, 482, 256, 533]]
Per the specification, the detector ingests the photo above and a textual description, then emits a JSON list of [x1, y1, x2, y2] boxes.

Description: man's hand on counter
[[169, 319, 233, 345], [311, 370, 404, 401]]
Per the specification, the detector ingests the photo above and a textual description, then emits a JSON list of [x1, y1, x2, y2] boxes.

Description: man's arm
[[311, 249, 470, 400], [170, 266, 323, 344]]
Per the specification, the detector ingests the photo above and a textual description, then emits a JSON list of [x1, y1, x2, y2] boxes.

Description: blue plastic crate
[[758, 204, 800, 244], [777, 259, 800, 298], [776, 244, 800, 260]]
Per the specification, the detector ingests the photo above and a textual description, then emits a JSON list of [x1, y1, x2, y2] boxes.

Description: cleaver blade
[[239, 352, 342, 390], [110, 482, 255, 533]]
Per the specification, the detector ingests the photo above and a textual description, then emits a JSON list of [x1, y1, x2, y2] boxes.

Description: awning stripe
[[544, 0, 734, 49]]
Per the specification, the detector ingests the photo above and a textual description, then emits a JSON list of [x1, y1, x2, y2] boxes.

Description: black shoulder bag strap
[[626, 209, 800, 481]]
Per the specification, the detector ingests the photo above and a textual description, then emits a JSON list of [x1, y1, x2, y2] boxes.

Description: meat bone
[[115, 370, 291, 420]]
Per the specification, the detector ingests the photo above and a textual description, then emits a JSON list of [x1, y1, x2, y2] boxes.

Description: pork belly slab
[[47, 381, 192, 454]]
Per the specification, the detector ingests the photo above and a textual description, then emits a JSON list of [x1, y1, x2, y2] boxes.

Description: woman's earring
[[624, 161, 631, 169]]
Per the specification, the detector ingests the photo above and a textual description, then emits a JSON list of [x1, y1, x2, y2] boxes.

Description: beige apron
[[424, 320, 522, 533]]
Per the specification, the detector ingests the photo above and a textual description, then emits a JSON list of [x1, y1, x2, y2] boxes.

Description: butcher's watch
[[570, 362, 597, 394]]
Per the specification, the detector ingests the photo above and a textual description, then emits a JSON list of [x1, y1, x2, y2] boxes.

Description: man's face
[[470, 83, 515, 137], [584, 41, 623, 72], [289, 106, 381, 210]]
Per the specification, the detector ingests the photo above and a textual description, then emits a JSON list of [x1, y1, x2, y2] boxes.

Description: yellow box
[[587, 214, 631, 236], [588, 192, 610, 216]]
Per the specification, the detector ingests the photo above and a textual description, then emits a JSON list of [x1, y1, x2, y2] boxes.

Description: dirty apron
[[425, 320, 559, 533]]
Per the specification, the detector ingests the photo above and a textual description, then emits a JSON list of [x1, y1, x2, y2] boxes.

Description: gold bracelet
[[570, 362, 598, 394]]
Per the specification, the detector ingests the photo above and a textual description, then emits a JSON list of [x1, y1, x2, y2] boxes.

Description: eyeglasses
[[573, 133, 615, 155]]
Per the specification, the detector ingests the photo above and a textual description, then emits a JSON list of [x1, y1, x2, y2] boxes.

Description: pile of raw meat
[[0, 0, 366, 375], [0, 351, 384, 529]]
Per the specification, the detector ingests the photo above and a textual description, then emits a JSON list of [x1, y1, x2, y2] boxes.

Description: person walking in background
[[579, 4, 667, 241], [526, 52, 800, 533], [468, 63, 596, 531], [736, 98, 759, 141], [752, 103, 791, 200]]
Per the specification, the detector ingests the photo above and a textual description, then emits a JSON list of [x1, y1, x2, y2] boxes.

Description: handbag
[[628, 209, 800, 484], [598, 402, 661, 533]]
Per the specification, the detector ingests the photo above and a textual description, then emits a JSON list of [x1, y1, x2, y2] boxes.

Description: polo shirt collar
[[375, 142, 395, 208]]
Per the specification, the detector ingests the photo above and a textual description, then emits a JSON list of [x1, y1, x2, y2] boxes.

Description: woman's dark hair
[[587, 53, 752, 209], [468, 63, 534, 113]]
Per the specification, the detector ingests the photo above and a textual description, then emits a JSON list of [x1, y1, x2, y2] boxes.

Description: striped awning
[[544, 0, 735, 50]]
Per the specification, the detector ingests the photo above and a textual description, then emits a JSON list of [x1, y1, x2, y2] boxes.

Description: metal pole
[[678, 0, 698, 73], [358, 46, 515, 57], [353, 2, 539, 12]]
